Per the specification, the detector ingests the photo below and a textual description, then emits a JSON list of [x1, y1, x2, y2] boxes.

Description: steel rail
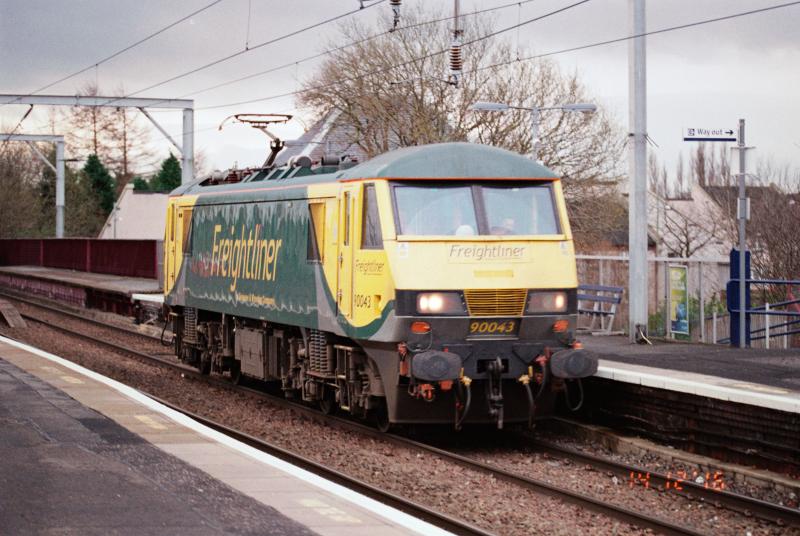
[[525, 433, 800, 528], [0, 290, 163, 343], [11, 303, 795, 534]]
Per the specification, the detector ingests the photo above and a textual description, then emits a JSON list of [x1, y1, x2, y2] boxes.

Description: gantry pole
[[628, 0, 648, 340], [1, 133, 65, 237], [0, 94, 195, 184]]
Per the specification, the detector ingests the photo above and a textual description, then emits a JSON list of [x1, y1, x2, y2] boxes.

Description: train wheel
[[373, 399, 391, 433], [230, 362, 242, 385], [319, 387, 337, 415], [199, 351, 211, 375]]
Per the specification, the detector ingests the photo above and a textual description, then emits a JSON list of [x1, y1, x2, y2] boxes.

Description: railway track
[[0, 290, 164, 343], [4, 296, 798, 535], [523, 433, 799, 528]]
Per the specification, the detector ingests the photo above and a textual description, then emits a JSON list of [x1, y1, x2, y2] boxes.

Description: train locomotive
[[163, 141, 597, 430]]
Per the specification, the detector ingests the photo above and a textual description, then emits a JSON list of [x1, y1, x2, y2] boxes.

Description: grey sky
[[1, 0, 798, 180]]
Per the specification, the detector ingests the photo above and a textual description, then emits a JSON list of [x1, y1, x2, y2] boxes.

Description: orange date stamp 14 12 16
[[629, 470, 727, 491]]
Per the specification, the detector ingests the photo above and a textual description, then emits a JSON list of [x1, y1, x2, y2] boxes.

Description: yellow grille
[[464, 289, 527, 317]]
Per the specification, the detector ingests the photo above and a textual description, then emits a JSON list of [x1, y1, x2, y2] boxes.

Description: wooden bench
[[577, 284, 624, 335]]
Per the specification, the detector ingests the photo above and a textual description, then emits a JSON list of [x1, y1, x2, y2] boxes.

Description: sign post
[[683, 121, 752, 346], [732, 119, 754, 348]]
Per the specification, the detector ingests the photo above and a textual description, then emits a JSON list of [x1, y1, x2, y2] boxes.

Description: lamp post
[[469, 101, 597, 162]]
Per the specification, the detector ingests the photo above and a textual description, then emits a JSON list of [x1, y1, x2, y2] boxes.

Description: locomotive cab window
[[392, 182, 560, 236], [483, 184, 560, 235], [394, 185, 477, 236], [361, 184, 383, 249]]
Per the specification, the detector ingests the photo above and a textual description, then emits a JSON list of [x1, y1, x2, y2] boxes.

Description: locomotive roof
[[337, 142, 558, 180], [171, 142, 557, 199]]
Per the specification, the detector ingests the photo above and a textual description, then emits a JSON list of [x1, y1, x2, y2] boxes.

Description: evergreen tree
[[16, 147, 106, 237], [151, 154, 182, 192], [83, 154, 116, 215], [131, 176, 150, 191]]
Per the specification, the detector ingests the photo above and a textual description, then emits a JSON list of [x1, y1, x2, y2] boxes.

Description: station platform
[[0, 335, 446, 536], [0, 265, 160, 316], [582, 335, 800, 414]]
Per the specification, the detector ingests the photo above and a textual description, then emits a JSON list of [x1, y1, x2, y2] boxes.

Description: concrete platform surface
[[0, 265, 160, 294], [583, 335, 800, 413], [0, 336, 447, 536]]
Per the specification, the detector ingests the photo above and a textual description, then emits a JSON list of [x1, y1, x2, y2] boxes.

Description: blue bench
[[577, 284, 624, 335]]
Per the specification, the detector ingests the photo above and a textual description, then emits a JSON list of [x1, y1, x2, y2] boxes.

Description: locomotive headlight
[[416, 292, 465, 315], [526, 291, 568, 314]]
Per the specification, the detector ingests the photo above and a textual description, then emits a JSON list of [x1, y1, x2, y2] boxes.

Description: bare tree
[[62, 83, 118, 160], [59, 83, 155, 191], [660, 202, 724, 258], [0, 143, 44, 238], [298, 5, 625, 247]]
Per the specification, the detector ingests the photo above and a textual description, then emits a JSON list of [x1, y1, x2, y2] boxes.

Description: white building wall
[[98, 184, 169, 240]]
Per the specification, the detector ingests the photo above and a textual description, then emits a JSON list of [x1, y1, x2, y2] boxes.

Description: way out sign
[[683, 127, 737, 142]]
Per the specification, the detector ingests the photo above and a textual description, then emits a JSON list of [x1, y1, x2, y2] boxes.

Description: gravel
[[1, 304, 795, 535], [439, 432, 795, 535], [530, 430, 800, 509]]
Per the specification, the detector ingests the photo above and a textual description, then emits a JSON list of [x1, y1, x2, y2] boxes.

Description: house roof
[[98, 184, 168, 240], [276, 110, 369, 166], [701, 184, 780, 217]]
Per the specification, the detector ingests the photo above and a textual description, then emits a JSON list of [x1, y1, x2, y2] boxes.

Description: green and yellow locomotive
[[164, 142, 597, 429]]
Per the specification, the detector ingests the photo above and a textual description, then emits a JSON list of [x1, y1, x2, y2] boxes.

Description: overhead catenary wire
[[0, 0, 226, 109], [104, 0, 800, 147], [99, 0, 387, 108], [2, 106, 34, 143], [154, 0, 591, 143], [483, 0, 800, 72], [197, 0, 594, 110], [167, 0, 542, 102], [197, 0, 800, 112], [0, 0, 226, 154], [150, 0, 800, 172], [0, 105, 35, 158]]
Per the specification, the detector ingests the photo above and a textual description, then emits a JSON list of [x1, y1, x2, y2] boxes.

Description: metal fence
[[577, 254, 799, 348], [0, 239, 161, 279], [576, 254, 730, 342], [724, 278, 800, 348]]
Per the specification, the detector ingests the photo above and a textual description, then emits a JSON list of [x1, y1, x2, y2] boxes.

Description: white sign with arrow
[[683, 127, 737, 142]]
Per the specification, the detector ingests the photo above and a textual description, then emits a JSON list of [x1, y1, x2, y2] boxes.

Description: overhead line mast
[[628, 0, 648, 341]]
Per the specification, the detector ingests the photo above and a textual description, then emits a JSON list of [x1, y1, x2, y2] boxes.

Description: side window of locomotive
[[181, 208, 193, 255], [169, 206, 175, 241], [307, 203, 325, 263], [361, 184, 383, 249], [343, 191, 351, 246]]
